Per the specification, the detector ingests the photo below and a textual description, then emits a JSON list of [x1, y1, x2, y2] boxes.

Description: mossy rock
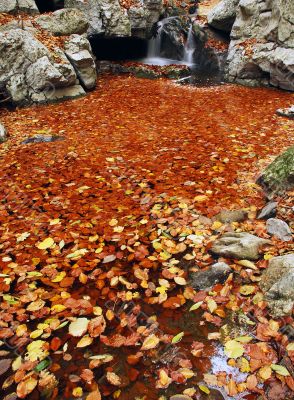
[[257, 146, 294, 196]]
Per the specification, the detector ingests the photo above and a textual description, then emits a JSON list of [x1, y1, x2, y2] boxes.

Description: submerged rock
[[266, 218, 292, 242], [207, 0, 239, 33], [22, 134, 64, 144], [190, 262, 231, 290], [257, 146, 294, 196], [211, 232, 269, 260], [260, 254, 294, 317], [0, 122, 6, 142], [214, 209, 248, 223]]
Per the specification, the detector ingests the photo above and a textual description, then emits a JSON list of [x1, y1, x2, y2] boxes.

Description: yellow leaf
[[259, 365, 272, 380], [73, 387, 83, 398], [51, 304, 66, 313], [194, 195, 208, 202], [26, 340, 49, 362], [141, 334, 160, 351], [189, 301, 203, 311], [286, 343, 294, 351], [77, 335, 93, 348], [239, 357, 250, 373], [198, 384, 210, 394], [271, 364, 290, 376], [52, 271, 66, 283], [237, 260, 258, 270], [212, 221, 223, 230], [207, 298, 217, 313], [49, 219, 60, 225], [174, 276, 187, 285], [224, 340, 244, 359], [172, 332, 184, 344], [109, 218, 118, 226], [37, 237, 54, 250], [235, 336, 253, 343], [30, 329, 43, 339], [239, 285, 255, 295]]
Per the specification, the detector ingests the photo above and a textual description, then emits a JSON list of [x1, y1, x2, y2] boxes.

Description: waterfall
[[183, 24, 195, 65], [147, 21, 163, 58]]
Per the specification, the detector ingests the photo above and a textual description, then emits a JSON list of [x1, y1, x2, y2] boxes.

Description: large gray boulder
[[0, 0, 39, 14], [260, 254, 294, 317], [64, 35, 97, 90], [226, 0, 294, 91], [64, 0, 131, 37], [211, 232, 269, 260], [257, 146, 294, 196], [208, 0, 239, 33], [36, 8, 89, 36], [64, 0, 162, 37], [0, 29, 85, 105]]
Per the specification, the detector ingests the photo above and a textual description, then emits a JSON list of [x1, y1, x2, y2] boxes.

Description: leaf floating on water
[[224, 340, 244, 359], [106, 372, 121, 386], [68, 318, 89, 337], [172, 331, 184, 344], [17, 378, 38, 399], [102, 254, 116, 263], [189, 301, 203, 311], [198, 384, 210, 394], [77, 335, 93, 348], [141, 334, 160, 351], [271, 364, 290, 376]]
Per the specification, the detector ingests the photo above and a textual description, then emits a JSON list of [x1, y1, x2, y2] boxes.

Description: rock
[[65, 0, 131, 37], [214, 209, 248, 223], [128, 7, 148, 38], [211, 232, 269, 260], [207, 0, 239, 33], [256, 146, 294, 196], [190, 262, 231, 290], [64, 35, 97, 90], [266, 218, 292, 242], [260, 254, 294, 317], [276, 105, 294, 119], [0, 29, 84, 105], [36, 8, 89, 36], [258, 201, 277, 219], [22, 134, 64, 144], [0, 0, 39, 14], [226, 0, 294, 91], [64, 0, 162, 38], [0, 123, 6, 142]]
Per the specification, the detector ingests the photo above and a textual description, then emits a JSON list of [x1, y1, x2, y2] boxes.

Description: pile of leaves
[[0, 75, 293, 399]]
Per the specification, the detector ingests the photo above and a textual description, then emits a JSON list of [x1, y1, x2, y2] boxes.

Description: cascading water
[[183, 24, 195, 65], [147, 21, 163, 59], [143, 17, 196, 67]]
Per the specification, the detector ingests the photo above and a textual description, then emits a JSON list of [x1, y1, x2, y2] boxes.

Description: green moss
[[257, 146, 294, 195]]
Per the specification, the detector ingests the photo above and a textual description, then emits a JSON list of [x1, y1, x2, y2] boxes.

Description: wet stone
[[190, 262, 231, 290], [22, 134, 64, 144], [211, 232, 269, 260], [258, 201, 277, 219], [266, 218, 292, 242]]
